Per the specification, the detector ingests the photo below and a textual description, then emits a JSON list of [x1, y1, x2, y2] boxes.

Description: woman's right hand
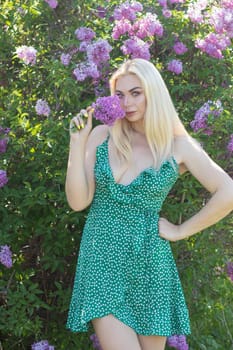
[[69, 107, 93, 143]]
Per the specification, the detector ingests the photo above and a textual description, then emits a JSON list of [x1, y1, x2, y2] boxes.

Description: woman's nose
[[123, 95, 131, 107]]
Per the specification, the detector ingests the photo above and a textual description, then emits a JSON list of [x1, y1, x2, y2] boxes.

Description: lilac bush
[[31, 340, 54, 350], [0, 169, 8, 188], [167, 334, 189, 350], [35, 99, 51, 116]]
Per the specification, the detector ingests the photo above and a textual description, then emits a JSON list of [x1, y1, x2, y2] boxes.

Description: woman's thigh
[[92, 314, 142, 350], [138, 334, 167, 350]]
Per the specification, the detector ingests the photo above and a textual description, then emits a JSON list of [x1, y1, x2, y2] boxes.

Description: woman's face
[[115, 74, 147, 125]]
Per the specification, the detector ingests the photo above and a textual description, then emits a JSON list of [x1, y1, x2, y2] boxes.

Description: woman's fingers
[[69, 107, 93, 135]]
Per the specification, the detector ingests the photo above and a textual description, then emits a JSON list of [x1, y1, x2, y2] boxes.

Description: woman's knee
[[92, 314, 142, 350]]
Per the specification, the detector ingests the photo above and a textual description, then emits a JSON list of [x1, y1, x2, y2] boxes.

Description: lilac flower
[[92, 95, 126, 126], [167, 59, 183, 74], [0, 138, 8, 153], [209, 6, 233, 38], [96, 6, 106, 18], [162, 8, 172, 17], [121, 37, 151, 60], [16, 45, 37, 65], [158, 0, 167, 6], [190, 100, 223, 133], [60, 53, 72, 66], [31, 340, 54, 350], [0, 126, 10, 135], [226, 261, 233, 281], [0, 170, 8, 188], [227, 134, 233, 153], [75, 27, 96, 41], [90, 333, 103, 350], [44, 0, 58, 9], [73, 62, 100, 81], [195, 33, 230, 59], [173, 41, 188, 55], [87, 39, 112, 66], [222, 0, 233, 9], [133, 13, 164, 38], [167, 334, 189, 350], [112, 19, 132, 40], [186, 0, 208, 24], [79, 41, 89, 52], [169, 0, 186, 3], [35, 99, 51, 117], [0, 245, 12, 268], [113, 1, 143, 21]]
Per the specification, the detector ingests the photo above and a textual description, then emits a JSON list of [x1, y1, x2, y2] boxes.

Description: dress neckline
[[104, 137, 178, 188]]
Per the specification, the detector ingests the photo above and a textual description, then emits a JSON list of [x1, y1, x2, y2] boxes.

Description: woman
[[65, 59, 233, 350]]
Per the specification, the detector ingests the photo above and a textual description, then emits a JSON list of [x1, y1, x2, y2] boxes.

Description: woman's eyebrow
[[115, 87, 143, 93]]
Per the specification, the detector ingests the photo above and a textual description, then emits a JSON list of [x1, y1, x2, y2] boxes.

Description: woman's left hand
[[159, 217, 186, 242]]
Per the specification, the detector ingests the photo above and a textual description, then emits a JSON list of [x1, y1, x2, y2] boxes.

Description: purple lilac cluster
[[158, 0, 186, 18], [173, 41, 188, 55], [227, 134, 233, 153], [187, 0, 233, 59], [90, 333, 103, 350], [112, 1, 163, 60], [0, 170, 8, 188], [190, 100, 223, 135], [0, 126, 10, 154], [16, 45, 37, 65], [71, 27, 112, 82], [44, 0, 58, 9], [167, 59, 183, 74], [92, 95, 126, 126], [31, 340, 54, 350], [35, 99, 51, 116], [0, 245, 12, 268], [167, 334, 189, 350], [226, 261, 233, 281]]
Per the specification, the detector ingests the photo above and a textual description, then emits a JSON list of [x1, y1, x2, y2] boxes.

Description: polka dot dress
[[66, 137, 191, 336]]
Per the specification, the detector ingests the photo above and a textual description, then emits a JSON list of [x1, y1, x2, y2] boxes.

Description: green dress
[[66, 137, 191, 336]]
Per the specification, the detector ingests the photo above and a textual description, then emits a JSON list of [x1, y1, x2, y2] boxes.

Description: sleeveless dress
[[66, 137, 191, 336]]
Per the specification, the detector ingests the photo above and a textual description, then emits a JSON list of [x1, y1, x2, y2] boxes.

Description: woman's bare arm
[[159, 135, 233, 241]]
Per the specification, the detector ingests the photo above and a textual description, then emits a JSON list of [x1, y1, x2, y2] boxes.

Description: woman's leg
[[92, 314, 142, 350], [138, 334, 167, 350]]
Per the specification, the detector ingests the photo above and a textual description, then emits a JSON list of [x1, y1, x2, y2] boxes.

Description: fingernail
[[81, 123, 84, 128]]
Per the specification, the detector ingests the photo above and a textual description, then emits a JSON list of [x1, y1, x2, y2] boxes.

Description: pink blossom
[[222, 0, 233, 9], [186, 0, 208, 24], [173, 41, 188, 54], [92, 95, 126, 126], [44, 0, 58, 9], [16, 45, 37, 65], [35, 99, 51, 116], [167, 59, 183, 74], [158, 0, 167, 6]]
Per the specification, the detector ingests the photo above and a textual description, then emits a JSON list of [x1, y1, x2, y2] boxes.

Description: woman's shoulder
[[173, 134, 202, 172], [87, 124, 110, 150]]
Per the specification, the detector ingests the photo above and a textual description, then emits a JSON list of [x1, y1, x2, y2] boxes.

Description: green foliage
[[0, 1, 232, 349]]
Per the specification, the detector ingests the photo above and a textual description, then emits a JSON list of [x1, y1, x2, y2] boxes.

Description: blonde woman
[[66, 59, 233, 350]]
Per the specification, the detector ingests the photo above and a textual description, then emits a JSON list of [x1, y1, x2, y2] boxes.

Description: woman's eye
[[116, 93, 123, 99], [132, 91, 140, 96]]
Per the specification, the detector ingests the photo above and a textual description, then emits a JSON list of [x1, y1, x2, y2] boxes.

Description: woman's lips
[[126, 111, 136, 117]]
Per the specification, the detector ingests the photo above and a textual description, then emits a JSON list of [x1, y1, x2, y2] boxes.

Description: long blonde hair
[[109, 58, 186, 174]]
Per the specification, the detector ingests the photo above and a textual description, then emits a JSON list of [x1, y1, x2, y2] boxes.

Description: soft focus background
[[0, 1, 233, 349]]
